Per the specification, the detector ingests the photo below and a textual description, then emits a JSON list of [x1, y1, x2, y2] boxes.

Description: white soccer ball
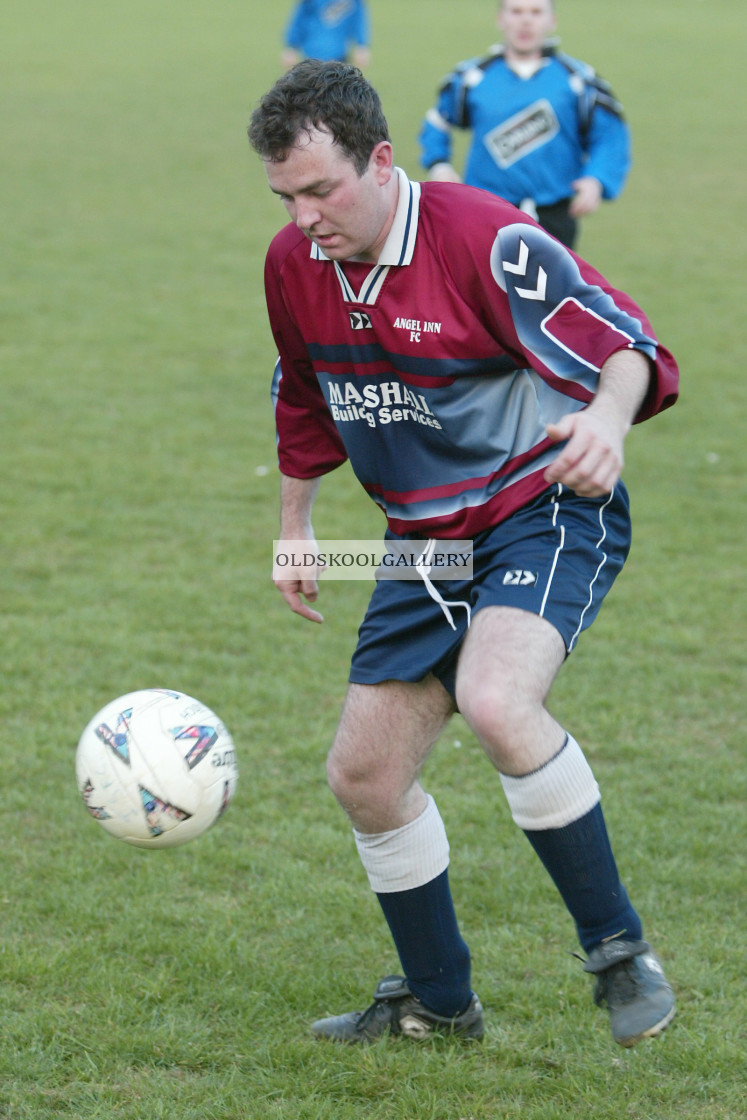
[[75, 689, 239, 849]]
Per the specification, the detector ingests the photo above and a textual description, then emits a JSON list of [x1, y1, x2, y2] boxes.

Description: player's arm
[[264, 236, 348, 625], [351, 0, 371, 67], [276, 473, 325, 624], [419, 110, 457, 177], [418, 66, 469, 177], [579, 92, 631, 203], [544, 348, 651, 497], [281, 3, 306, 68]]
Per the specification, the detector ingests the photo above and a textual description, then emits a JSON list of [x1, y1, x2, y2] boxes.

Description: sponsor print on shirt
[[483, 99, 559, 169], [320, 374, 443, 431], [323, 0, 355, 28]]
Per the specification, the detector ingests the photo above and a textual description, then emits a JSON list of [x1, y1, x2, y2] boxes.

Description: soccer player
[[419, 0, 630, 247], [248, 60, 677, 1047], [281, 0, 371, 71]]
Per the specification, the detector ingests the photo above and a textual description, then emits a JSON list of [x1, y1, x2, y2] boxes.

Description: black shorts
[[537, 198, 578, 248], [349, 483, 631, 698]]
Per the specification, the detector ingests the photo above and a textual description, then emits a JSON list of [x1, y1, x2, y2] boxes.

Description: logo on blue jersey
[[484, 99, 559, 168]]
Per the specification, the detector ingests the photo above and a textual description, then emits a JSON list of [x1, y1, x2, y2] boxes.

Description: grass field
[[1, 1, 745, 1116]]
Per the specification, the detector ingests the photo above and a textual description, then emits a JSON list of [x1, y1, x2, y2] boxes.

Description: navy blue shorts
[[349, 483, 631, 699]]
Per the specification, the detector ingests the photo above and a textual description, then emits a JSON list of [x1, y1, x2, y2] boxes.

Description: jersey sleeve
[[487, 222, 678, 420], [353, 0, 370, 46], [283, 3, 306, 50], [265, 242, 348, 479], [582, 100, 631, 200], [559, 55, 632, 199], [418, 63, 473, 170]]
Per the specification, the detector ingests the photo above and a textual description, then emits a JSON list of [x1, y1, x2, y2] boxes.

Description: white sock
[[354, 794, 450, 893], [499, 734, 600, 830]]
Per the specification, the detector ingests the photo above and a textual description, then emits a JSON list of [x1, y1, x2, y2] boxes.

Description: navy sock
[[523, 802, 643, 953], [376, 868, 473, 1017]]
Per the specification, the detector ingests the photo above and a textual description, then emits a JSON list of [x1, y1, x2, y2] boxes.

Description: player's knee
[[457, 677, 531, 761], [325, 750, 352, 801], [326, 748, 377, 806], [457, 676, 505, 737], [326, 745, 414, 825]]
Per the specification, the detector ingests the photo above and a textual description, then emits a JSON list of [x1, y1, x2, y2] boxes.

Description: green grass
[[1, 0, 745, 1116]]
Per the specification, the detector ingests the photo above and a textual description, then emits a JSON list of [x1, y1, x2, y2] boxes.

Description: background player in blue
[[281, 0, 371, 70], [419, 0, 630, 247], [249, 60, 676, 1047]]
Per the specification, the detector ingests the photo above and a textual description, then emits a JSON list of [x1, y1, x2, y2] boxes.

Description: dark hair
[[248, 59, 390, 176]]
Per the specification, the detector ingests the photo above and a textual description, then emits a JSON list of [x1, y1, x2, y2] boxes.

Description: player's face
[[498, 0, 556, 58], [265, 129, 397, 263]]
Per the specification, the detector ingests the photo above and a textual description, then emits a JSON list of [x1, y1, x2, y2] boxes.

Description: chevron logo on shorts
[[503, 569, 538, 586], [349, 311, 372, 329]]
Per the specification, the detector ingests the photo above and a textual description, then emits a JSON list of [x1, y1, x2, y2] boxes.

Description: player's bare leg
[[455, 604, 675, 1046], [326, 676, 453, 834], [455, 605, 566, 774], [314, 677, 482, 1041]]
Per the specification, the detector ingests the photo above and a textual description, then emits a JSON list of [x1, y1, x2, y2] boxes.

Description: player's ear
[[370, 140, 394, 182]]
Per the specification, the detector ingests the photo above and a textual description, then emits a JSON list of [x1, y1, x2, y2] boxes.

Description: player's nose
[[294, 196, 322, 231]]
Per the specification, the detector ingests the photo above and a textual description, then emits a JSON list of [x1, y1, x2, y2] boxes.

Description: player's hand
[[351, 46, 371, 69], [569, 176, 602, 217], [281, 48, 302, 70], [544, 410, 625, 497], [275, 577, 324, 624], [273, 540, 325, 623], [428, 162, 462, 184]]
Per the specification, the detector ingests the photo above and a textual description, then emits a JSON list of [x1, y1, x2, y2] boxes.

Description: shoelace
[[355, 995, 403, 1033], [595, 959, 641, 1008]]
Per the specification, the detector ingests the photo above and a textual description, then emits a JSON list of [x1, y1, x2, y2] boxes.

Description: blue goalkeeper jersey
[[283, 0, 370, 62], [419, 44, 631, 208]]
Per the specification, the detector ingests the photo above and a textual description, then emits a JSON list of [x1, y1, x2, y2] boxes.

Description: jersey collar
[[376, 167, 421, 266]]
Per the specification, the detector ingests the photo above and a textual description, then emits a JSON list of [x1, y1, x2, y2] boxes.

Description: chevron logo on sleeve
[[502, 239, 547, 300]]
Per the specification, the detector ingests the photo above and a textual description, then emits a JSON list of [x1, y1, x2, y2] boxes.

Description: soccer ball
[[75, 689, 239, 849]]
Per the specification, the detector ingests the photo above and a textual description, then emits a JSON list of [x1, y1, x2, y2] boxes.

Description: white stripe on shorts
[[539, 484, 615, 652], [568, 489, 614, 651]]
